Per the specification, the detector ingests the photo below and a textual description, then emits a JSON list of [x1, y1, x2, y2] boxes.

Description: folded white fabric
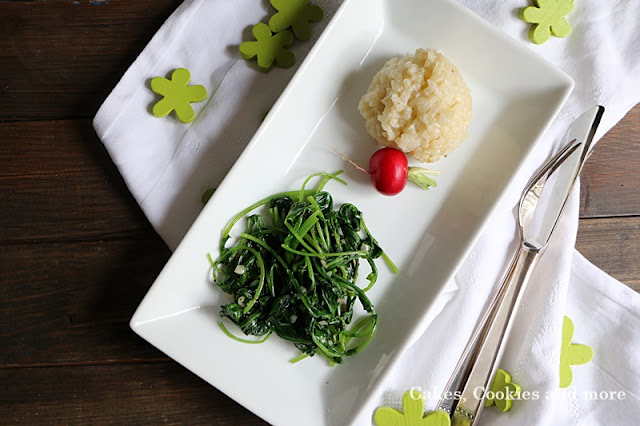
[[94, 0, 640, 424]]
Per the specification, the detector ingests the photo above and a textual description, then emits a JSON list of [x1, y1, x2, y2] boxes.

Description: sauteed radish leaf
[[208, 171, 397, 364]]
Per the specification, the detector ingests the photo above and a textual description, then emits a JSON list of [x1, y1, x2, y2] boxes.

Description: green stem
[[289, 353, 309, 364], [221, 190, 315, 250], [407, 167, 442, 190], [298, 171, 347, 202], [233, 245, 266, 314], [281, 245, 367, 258], [219, 322, 272, 344], [284, 221, 321, 254], [305, 255, 316, 290], [344, 314, 377, 356], [381, 252, 399, 275]]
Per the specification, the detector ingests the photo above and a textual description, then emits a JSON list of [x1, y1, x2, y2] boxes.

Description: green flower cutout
[[560, 316, 594, 388], [519, 0, 574, 45], [269, 0, 324, 41], [202, 187, 215, 205], [484, 369, 522, 413], [239, 23, 295, 72], [374, 390, 451, 426], [150, 68, 207, 123]]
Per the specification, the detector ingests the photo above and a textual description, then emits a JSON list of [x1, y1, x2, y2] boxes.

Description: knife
[[437, 105, 605, 425]]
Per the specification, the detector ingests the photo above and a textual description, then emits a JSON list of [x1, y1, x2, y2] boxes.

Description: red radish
[[369, 147, 408, 195], [334, 147, 442, 196]]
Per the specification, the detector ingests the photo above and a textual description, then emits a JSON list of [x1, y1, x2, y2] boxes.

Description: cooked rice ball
[[358, 48, 472, 163]]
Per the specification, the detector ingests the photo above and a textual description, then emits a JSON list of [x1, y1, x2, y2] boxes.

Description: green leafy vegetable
[[209, 171, 397, 364]]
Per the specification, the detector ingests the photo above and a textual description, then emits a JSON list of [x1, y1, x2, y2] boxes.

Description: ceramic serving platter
[[130, 0, 573, 424]]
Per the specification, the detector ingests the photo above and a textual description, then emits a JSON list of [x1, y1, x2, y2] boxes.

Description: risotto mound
[[358, 48, 472, 163]]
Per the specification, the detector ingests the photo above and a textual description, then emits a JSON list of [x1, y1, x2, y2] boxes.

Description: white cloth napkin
[[94, 0, 640, 424]]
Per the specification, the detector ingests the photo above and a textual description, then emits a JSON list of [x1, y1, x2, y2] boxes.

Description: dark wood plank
[[0, 362, 266, 425], [1, 216, 637, 368], [0, 119, 155, 242], [0, 222, 634, 424], [0, 238, 171, 366], [1, 107, 637, 243], [580, 105, 640, 218], [576, 216, 640, 292], [0, 0, 183, 122]]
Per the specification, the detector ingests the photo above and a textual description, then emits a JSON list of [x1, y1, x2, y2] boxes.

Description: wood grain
[[0, 119, 154, 243], [0, 238, 171, 366], [0, 217, 635, 368], [0, 106, 638, 245], [0, 0, 183, 122], [580, 106, 640, 218], [576, 217, 640, 292], [0, 362, 267, 425], [0, 1, 638, 423]]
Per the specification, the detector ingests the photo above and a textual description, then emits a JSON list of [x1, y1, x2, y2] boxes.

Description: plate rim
[[130, 0, 574, 424]]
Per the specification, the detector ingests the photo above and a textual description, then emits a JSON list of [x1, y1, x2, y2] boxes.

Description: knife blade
[[523, 105, 604, 250], [439, 105, 605, 425]]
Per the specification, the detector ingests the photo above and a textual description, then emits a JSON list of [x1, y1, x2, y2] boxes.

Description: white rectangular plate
[[130, 0, 573, 424]]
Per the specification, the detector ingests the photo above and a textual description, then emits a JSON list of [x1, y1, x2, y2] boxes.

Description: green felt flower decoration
[[484, 368, 522, 413], [560, 316, 594, 388], [239, 23, 295, 72], [150, 68, 207, 123], [374, 390, 451, 426], [268, 0, 323, 41], [520, 0, 574, 44], [202, 187, 215, 205]]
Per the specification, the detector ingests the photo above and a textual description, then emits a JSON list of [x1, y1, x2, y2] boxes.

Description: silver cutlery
[[437, 105, 605, 425]]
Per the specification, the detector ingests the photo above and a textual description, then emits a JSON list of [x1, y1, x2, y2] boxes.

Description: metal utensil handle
[[437, 244, 523, 415], [451, 245, 541, 426]]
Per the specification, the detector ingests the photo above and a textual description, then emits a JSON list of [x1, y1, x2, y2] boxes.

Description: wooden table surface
[[1, 1, 638, 424]]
